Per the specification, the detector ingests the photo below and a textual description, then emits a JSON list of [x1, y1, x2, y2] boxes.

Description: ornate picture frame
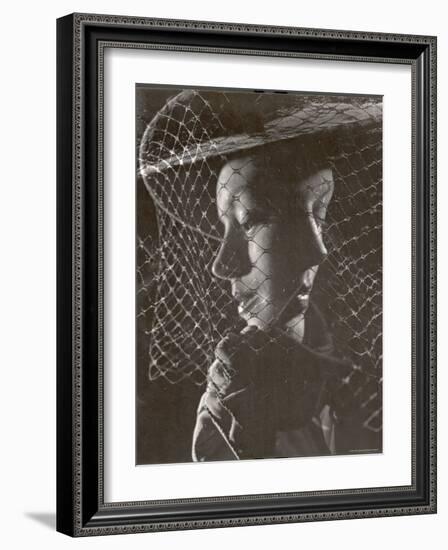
[[57, 13, 436, 536]]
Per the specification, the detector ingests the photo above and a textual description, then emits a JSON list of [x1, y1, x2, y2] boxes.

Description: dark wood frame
[[57, 13, 437, 536]]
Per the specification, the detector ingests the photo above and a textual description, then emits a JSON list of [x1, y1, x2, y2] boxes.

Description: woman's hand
[[193, 326, 323, 460], [192, 324, 380, 462], [207, 325, 322, 400]]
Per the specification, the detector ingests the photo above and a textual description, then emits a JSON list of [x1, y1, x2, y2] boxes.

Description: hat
[[139, 89, 381, 177], [139, 89, 382, 242]]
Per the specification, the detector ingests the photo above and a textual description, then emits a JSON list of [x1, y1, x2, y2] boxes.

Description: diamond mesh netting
[[137, 88, 382, 438]]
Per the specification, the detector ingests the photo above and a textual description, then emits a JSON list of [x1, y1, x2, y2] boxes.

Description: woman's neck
[[283, 302, 333, 354]]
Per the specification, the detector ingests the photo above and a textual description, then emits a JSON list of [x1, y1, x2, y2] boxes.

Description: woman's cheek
[[248, 227, 276, 274], [253, 224, 279, 249]]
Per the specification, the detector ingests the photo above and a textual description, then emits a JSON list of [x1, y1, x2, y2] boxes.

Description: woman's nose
[[212, 235, 251, 280]]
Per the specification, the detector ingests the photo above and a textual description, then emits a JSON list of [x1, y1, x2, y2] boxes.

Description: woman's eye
[[240, 212, 268, 237]]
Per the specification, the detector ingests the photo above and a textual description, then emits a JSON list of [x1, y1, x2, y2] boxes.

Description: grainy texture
[[56, 12, 436, 536]]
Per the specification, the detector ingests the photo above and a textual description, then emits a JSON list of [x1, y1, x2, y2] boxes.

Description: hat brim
[[140, 98, 382, 177]]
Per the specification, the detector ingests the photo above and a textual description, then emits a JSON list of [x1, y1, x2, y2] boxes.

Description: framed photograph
[[57, 13, 436, 536]]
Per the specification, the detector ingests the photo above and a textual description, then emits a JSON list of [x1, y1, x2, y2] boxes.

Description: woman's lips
[[233, 292, 259, 317]]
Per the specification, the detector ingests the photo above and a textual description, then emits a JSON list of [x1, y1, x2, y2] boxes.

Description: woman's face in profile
[[212, 154, 330, 330]]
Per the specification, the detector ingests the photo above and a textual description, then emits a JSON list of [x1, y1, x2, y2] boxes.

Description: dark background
[[136, 86, 205, 464]]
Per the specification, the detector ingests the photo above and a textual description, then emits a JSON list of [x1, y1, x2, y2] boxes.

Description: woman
[[191, 141, 379, 461], [138, 88, 382, 463]]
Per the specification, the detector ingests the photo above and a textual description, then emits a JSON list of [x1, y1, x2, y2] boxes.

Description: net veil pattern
[[137, 89, 382, 433]]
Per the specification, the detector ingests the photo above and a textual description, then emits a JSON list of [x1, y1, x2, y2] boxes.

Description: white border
[[104, 48, 412, 502]]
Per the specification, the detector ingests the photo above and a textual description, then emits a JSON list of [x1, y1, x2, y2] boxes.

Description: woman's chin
[[241, 297, 310, 334], [242, 310, 278, 331], [245, 317, 267, 330]]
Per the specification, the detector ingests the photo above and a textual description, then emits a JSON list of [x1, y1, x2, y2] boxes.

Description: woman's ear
[[297, 168, 334, 264], [298, 168, 334, 223]]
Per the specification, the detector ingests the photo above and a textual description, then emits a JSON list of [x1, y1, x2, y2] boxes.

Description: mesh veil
[[137, 88, 382, 414]]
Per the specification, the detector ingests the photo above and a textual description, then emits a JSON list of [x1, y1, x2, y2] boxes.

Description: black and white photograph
[[136, 86, 383, 465], [0, 0, 439, 544]]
